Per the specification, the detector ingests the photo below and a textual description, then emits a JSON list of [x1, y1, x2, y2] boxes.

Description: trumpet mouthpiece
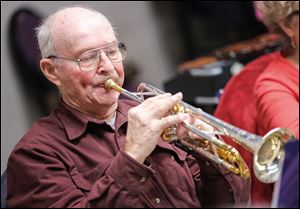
[[104, 79, 115, 90]]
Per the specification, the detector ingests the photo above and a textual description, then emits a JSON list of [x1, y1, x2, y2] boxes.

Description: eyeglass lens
[[79, 42, 126, 72]]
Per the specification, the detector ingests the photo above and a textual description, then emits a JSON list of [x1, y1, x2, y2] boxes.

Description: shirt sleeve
[[7, 144, 154, 208], [186, 154, 251, 207], [255, 73, 299, 139]]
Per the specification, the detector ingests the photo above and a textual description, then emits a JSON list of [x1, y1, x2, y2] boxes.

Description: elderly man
[[7, 6, 250, 208]]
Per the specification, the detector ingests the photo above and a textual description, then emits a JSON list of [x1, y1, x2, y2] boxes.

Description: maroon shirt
[[7, 99, 251, 208]]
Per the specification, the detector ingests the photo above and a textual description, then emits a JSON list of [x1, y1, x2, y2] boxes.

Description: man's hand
[[177, 115, 215, 140], [125, 92, 188, 163]]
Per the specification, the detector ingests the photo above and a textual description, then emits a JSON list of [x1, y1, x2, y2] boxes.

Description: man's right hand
[[124, 92, 188, 163]]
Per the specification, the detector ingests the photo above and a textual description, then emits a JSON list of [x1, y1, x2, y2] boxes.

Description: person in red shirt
[[254, 2, 299, 139], [6, 6, 251, 208], [255, 52, 299, 138], [215, 1, 299, 207]]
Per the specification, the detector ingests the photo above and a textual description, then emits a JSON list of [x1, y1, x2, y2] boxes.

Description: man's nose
[[96, 51, 114, 73]]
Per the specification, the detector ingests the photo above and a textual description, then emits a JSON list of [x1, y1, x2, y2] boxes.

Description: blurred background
[[1, 1, 276, 174]]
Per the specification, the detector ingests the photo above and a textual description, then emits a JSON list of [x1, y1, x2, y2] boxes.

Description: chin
[[97, 91, 120, 105]]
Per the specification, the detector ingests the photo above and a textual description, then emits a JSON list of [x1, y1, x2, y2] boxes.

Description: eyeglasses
[[48, 42, 127, 72]]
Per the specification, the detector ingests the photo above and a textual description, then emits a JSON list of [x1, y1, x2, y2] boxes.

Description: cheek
[[68, 70, 93, 89], [115, 64, 125, 84], [75, 71, 93, 87], [64, 70, 93, 93]]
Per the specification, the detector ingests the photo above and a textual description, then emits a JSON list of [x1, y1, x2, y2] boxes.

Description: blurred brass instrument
[[105, 79, 293, 183]]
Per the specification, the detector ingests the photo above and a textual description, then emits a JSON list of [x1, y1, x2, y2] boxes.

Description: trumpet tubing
[[104, 79, 293, 183]]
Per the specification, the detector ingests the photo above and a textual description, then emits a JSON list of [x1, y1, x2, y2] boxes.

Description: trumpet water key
[[104, 79, 293, 183]]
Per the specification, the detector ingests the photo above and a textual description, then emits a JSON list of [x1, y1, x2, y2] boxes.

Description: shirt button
[[139, 176, 146, 183], [155, 197, 161, 204], [205, 161, 210, 166]]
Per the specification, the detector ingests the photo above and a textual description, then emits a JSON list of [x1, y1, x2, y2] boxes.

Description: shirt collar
[[56, 99, 186, 161], [56, 99, 138, 141]]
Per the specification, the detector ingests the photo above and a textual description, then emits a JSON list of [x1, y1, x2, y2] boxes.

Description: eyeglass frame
[[47, 41, 127, 72]]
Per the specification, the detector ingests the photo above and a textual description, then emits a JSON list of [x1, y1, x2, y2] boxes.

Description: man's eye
[[81, 52, 98, 62], [107, 49, 118, 56]]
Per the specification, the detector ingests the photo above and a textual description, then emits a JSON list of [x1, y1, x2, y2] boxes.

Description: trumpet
[[104, 79, 293, 183]]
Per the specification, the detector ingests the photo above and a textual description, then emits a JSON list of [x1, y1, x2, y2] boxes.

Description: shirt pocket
[[70, 160, 111, 193], [71, 172, 92, 192]]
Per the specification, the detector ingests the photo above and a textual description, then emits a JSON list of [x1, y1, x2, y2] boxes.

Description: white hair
[[256, 1, 299, 53], [35, 5, 117, 58], [257, 1, 299, 33]]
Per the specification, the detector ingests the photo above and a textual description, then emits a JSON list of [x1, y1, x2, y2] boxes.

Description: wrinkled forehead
[[54, 8, 110, 27], [50, 8, 115, 51]]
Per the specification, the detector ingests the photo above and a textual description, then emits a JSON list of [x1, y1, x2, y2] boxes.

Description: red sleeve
[[254, 67, 299, 139]]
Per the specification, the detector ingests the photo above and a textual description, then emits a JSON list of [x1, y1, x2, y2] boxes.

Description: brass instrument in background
[[105, 79, 293, 183]]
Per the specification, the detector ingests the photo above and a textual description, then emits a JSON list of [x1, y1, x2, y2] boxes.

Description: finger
[[188, 119, 216, 140], [141, 93, 172, 112], [158, 113, 189, 130], [176, 115, 193, 139], [151, 92, 183, 117], [194, 119, 214, 132], [144, 93, 172, 104], [176, 123, 188, 139], [132, 93, 170, 115]]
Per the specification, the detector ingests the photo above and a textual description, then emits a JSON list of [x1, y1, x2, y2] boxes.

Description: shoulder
[[224, 52, 276, 90], [244, 52, 276, 72], [258, 52, 296, 78], [255, 52, 296, 87], [11, 112, 65, 155], [236, 51, 277, 78]]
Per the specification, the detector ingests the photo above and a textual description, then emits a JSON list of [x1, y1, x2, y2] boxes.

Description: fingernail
[[175, 92, 182, 99]]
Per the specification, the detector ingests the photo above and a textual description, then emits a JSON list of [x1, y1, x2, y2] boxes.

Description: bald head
[[36, 6, 116, 58]]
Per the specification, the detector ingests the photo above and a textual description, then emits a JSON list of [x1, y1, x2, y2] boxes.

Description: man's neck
[[62, 97, 118, 122]]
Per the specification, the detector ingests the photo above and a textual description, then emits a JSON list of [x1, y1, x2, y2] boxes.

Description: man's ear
[[40, 59, 61, 87]]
